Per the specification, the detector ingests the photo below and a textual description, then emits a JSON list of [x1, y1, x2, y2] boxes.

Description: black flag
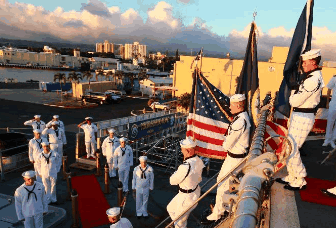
[[235, 21, 259, 129], [275, 0, 314, 118]]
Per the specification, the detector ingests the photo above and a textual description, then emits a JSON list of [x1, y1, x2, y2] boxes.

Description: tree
[[68, 71, 82, 100], [53, 72, 67, 103], [95, 69, 105, 82], [105, 71, 113, 82], [178, 92, 191, 111], [83, 71, 93, 93]]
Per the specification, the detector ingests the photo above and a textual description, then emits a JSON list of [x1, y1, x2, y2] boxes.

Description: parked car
[[150, 102, 170, 111], [81, 92, 114, 105], [106, 90, 126, 100], [104, 91, 122, 103]]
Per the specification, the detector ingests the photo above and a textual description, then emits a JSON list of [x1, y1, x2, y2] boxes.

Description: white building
[[124, 42, 147, 60], [139, 76, 175, 98], [90, 57, 121, 70]]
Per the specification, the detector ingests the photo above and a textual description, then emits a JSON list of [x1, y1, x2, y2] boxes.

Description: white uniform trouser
[[85, 141, 96, 157], [167, 187, 201, 228], [107, 162, 116, 177], [24, 213, 43, 228], [136, 188, 150, 216], [34, 163, 42, 183], [325, 107, 336, 142], [286, 112, 313, 186], [42, 175, 57, 203], [118, 168, 130, 192], [209, 156, 244, 220]]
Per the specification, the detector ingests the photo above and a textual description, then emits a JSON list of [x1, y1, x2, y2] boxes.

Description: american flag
[[186, 71, 232, 159]]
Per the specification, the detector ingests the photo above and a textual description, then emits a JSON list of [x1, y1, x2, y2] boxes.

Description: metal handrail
[[0, 144, 28, 153]]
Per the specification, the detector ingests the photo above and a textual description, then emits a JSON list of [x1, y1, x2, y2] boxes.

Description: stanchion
[[71, 189, 80, 228], [96, 151, 102, 176], [118, 181, 123, 206], [62, 154, 68, 180], [66, 169, 72, 201], [104, 164, 110, 194]]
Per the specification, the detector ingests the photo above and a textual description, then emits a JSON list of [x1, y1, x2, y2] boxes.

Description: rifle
[[321, 147, 336, 165]]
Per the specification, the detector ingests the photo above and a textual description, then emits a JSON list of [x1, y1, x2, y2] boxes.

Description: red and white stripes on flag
[[187, 113, 229, 159]]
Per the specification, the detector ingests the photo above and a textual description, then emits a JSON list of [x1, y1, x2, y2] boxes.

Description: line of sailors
[[25, 114, 66, 205]]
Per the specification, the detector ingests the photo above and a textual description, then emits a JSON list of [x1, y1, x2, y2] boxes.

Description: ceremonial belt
[[227, 151, 249, 158], [293, 107, 317, 114], [179, 185, 199, 194], [24, 184, 37, 202]]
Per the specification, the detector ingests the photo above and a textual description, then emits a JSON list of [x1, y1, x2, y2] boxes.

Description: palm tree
[[68, 71, 82, 100], [95, 69, 104, 82], [54, 72, 67, 103], [105, 71, 113, 82], [83, 71, 93, 93]]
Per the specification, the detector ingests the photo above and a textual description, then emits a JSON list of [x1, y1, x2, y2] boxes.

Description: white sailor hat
[[120, 137, 127, 142], [22, 170, 36, 178], [230, 94, 245, 103], [106, 207, 120, 217], [41, 141, 49, 146], [53, 115, 59, 119], [34, 115, 41, 118], [301, 49, 321, 61], [51, 121, 59, 126], [180, 137, 197, 149], [139, 156, 147, 161], [33, 129, 42, 134], [85, 117, 93, 120], [108, 128, 116, 134]]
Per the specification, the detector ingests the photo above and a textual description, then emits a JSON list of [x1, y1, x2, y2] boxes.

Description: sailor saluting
[[167, 137, 205, 228], [14, 171, 48, 228], [106, 207, 133, 228], [202, 93, 251, 225], [276, 49, 324, 191], [24, 115, 46, 132]]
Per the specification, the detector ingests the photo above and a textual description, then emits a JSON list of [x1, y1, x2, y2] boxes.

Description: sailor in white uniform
[[46, 115, 65, 131], [14, 171, 48, 228], [276, 49, 325, 191], [132, 156, 154, 218], [36, 142, 61, 204], [323, 76, 336, 148], [24, 115, 46, 133], [102, 128, 119, 177], [106, 207, 133, 228], [78, 117, 98, 159], [28, 129, 46, 183], [42, 121, 66, 169], [114, 137, 133, 192], [204, 94, 251, 224], [167, 137, 205, 228]]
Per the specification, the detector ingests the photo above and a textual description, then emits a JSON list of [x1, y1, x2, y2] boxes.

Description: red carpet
[[71, 174, 110, 228], [300, 177, 336, 207]]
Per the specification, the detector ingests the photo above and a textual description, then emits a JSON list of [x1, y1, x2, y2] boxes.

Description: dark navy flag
[[235, 22, 259, 128], [275, 0, 314, 118], [187, 71, 232, 159]]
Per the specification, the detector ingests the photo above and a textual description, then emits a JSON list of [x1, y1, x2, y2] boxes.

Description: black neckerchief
[[24, 184, 37, 202], [183, 154, 197, 162], [54, 129, 59, 138], [295, 67, 322, 94], [109, 138, 114, 144], [42, 152, 52, 164], [121, 147, 126, 156], [225, 113, 241, 136], [36, 122, 40, 129], [140, 166, 148, 179], [35, 138, 42, 149]]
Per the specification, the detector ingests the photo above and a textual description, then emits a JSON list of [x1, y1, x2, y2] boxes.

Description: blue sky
[[6, 0, 336, 36]]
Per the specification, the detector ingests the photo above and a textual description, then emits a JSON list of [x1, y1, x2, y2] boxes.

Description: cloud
[[177, 0, 193, 4], [1, 0, 336, 61]]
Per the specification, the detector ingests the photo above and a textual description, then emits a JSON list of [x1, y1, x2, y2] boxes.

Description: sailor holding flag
[[203, 94, 251, 224], [276, 49, 324, 190]]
